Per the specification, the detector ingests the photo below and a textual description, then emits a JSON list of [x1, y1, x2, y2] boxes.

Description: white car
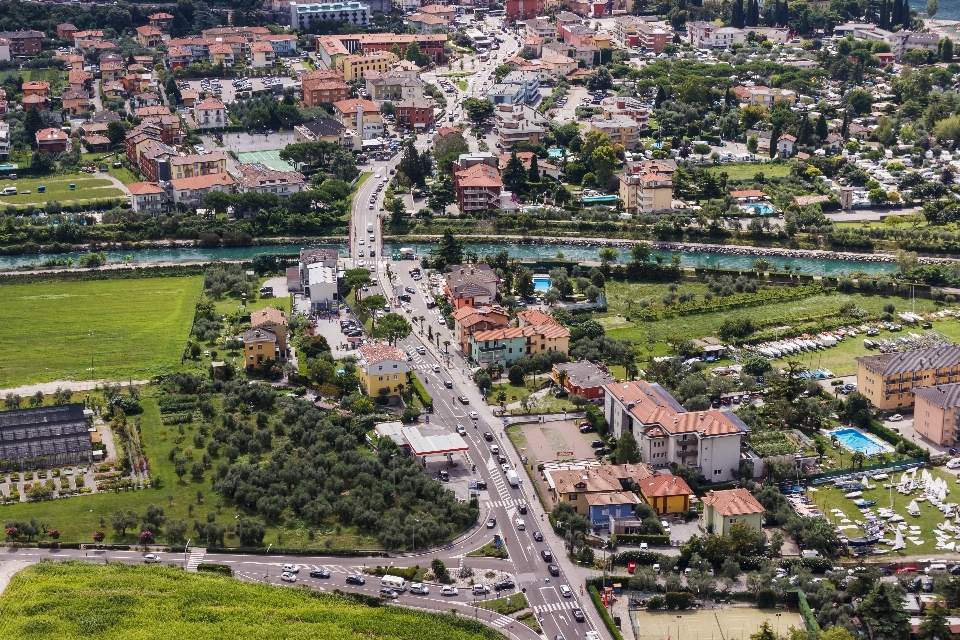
[[143, 553, 161, 564], [440, 586, 459, 596], [410, 583, 429, 595], [948, 458, 960, 469], [283, 564, 300, 573], [469, 411, 479, 420], [890, 414, 903, 421], [559, 585, 573, 598], [280, 572, 297, 582], [456, 425, 467, 436], [433, 364, 441, 372]]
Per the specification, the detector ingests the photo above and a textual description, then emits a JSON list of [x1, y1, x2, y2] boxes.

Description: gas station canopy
[[401, 427, 469, 456]]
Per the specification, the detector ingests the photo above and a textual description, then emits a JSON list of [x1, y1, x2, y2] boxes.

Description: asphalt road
[[347, 24, 609, 639]]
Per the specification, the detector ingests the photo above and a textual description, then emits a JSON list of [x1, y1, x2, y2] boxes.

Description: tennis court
[[631, 608, 801, 640], [236, 149, 296, 172]]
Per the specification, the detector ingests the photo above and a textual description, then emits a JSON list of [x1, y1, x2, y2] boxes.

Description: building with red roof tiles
[[57, 23, 78, 41], [701, 488, 765, 535], [170, 172, 235, 208], [604, 380, 748, 482], [135, 25, 163, 48], [357, 342, 410, 397], [36, 128, 68, 154], [127, 181, 167, 214], [148, 13, 174, 31], [454, 163, 502, 214], [636, 473, 694, 515]]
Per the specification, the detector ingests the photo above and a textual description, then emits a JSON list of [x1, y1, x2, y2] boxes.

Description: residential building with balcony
[[454, 163, 502, 214], [57, 23, 79, 41], [498, 151, 560, 182], [395, 98, 435, 130], [600, 96, 651, 128], [688, 22, 744, 49], [560, 24, 596, 48], [170, 172, 235, 208], [913, 383, 960, 448], [486, 83, 525, 106], [524, 18, 555, 39], [135, 25, 163, 48], [701, 488, 765, 536], [194, 97, 227, 129], [36, 128, 68, 154], [242, 328, 277, 371], [170, 151, 228, 180], [856, 345, 960, 411], [544, 463, 654, 519], [0, 122, 10, 159], [587, 114, 641, 149], [234, 163, 305, 195], [289, 1, 370, 30], [263, 34, 298, 56], [506, 0, 543, 21], [452, 305, 510, 358], [357, 343, 410, 397], [332, 98, 383, 139], [338, 52, 397, 82], [149, 12, 174, 31], [301, 78, 350, 107], [249, 41, 276, 67], [128, 181, 168, 214], [294, 118, 348, 145], [494, 103, 547, 152], [444, 263, 499, 309], [365, 71, 423, 103], [468, 317, 569, 367], [619, 161, 674, 214], [501, 70, 540, 104], [407, 13, 450, 33], [604, 380, 748, 482], [0, 30, 43, 55], [637, 22, 672, 52]]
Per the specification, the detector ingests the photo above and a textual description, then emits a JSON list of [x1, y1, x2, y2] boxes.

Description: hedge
[[366, 565, 420, 580], [779, 557, 834, 574], [587, 585, 625, 640], [609, 550, 662, 567], [611, 534, 670, 547], [865, 419, 926, 458], [331, 588, 383, 607], [664, 591, 696, 610], [196, 563, 233, 576], [206, 546, 388, 557], [798, 590, 820, 633], [408, 372, 432, 410]]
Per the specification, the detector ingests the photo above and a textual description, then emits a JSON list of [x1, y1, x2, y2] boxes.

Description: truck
[[367, 221, 374, 232], [505, 470, 520, 487]]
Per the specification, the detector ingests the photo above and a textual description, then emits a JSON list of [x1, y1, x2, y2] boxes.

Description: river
[[0, 242, 901, 276]]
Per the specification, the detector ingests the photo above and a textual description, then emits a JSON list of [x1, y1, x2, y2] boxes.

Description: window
[[729, 518, 737, 524], [714, 470, 722, 475], [569, 493, 577, 500], [257, 344, 262, 350]]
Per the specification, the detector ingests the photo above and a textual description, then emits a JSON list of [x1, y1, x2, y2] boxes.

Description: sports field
[[237, 149, 296, 171], [631, 608, 801, 640], [0, 276, 203, 387]]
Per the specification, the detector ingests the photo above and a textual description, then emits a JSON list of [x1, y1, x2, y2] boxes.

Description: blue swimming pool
[[746, 203, 775, 215], [533, 276, 551, 292], [548, 148, 564, 158], [831, 427, 893, 456]]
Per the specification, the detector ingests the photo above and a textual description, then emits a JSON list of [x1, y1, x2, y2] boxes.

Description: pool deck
[[827, 426, 895, 456]]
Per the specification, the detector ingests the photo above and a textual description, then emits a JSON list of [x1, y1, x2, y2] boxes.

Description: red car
[[897, 566, 918, 574], [627, 562, 637, 574]]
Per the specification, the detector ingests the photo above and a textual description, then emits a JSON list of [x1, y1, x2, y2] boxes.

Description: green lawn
[[455, 80, 468, 91], [0, 561, 505, 640], [706, 161, 792, 181], [81, 151, 139, 185], [809, 466, 960, 557], [0, 277, 203, 387], [0, 174, 124, 204], [475, 593, 529, 615], [489, 380, 578, 415]]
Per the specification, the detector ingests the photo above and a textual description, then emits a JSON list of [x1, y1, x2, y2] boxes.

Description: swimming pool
[[830, 427, 894, 456], [533, 276, 551, 292], [746, 203, 775, 215]]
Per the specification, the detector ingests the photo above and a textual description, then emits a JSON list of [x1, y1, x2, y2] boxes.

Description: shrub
[[664, 591, 695, 610], [646, 594, 665, 609], [756, 588, 777, 608], [196, 563, 233, 576], [92, 531, 106, 542]]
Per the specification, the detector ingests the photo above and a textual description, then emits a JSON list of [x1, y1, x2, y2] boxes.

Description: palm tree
[[851, 451, 865, 471], [555, 368, 568, 392], [443, 340, 451, 353]]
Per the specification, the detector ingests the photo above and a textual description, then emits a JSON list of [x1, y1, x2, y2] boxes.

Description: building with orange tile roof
[[251, 307, 289, 357], [36, 127, 68, 154], [357, 342, 410, 397], [170, 172, 235, 208], [135, 25, 163, 47], [604, 380, 749, 482], [454, 163, 502, 214], [452, 305, 510, 358], [544, 463, 655, 518], [700, 488, 765, 535], [249, 41, 276, 68], [22, 81, 49, 96], [332, 98, 383, 138], [636, 473, 694, 515], [468, 315, 570, 367], [127, 181, 167, 214], [149, 12, 174, 31]]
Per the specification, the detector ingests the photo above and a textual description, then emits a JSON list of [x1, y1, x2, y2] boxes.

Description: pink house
[[561, 24, 595, 48]]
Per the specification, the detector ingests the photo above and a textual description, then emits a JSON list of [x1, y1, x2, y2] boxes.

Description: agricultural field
[[0, 276, 203, 387], [0, 561, 504, 640], [808, 466, 960, 557], [0, 174, 125, 204]]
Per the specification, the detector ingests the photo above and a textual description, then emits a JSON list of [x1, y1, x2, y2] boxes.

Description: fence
[[806, 456, 928, 483]]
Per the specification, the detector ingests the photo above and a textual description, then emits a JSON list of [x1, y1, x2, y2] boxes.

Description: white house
[[194, 97, 227, 130], [777, 134, 796, 157], [604, 380, 748, 482], [306, 263, 338, 310]]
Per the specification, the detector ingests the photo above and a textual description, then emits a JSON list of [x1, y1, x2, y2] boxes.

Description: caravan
[[380, 575, 407, 592]]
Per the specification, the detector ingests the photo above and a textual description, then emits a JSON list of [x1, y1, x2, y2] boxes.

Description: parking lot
[[179, 74, 299, 105]]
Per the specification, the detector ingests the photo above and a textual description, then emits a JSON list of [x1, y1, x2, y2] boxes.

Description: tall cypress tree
[[770, 122, 781, 158], [747, 0, 759, 27], [797, 113, 812, 145], [731, 0, 744, 28], [816, 113, 828, 140]]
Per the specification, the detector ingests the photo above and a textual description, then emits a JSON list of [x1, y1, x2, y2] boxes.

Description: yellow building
[[588, 115, 640, 150], [636, 474, 694, 515], [619, 161, 674, 214], [591, 33, 613, 49], [357, 342, 410, 397], [338, 52, 397, 82], [700, 488, 764, 536], [250, 307, 288, 358], [242, 328, 277, 371], [856, 345, 960, 411], [913, 383, 960, 447]]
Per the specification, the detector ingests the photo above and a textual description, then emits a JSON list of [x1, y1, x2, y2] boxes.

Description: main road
[[344, 21, 606, 640]]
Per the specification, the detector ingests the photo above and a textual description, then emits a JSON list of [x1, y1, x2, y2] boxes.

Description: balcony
[[677, 449, 698, 457]]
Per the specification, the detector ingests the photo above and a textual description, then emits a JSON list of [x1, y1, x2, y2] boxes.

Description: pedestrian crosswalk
[[491, 614, 514, 628], [482, 498, 527, 509], [185, 549, 206, 572], [485, 457, 508, 502], [533, 601, 579, 614]]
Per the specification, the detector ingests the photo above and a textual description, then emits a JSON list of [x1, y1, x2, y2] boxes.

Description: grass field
[[705, 161, 793, 181], [80, 152, 140, 185], [0, 561, 505, 640], [0, 277, 203, 387], [631, 608, 800, 640], [0, 174, 124, 205], [808, 466, 959, 557], [237, 149, 296, 172]]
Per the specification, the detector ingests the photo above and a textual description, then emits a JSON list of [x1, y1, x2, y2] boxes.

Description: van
[[652, 563, 660, 574], [381, 575, 407, 592], [925, 563, 947, 575], [515, 518, 525, 530], [1, 187, 16, 195]]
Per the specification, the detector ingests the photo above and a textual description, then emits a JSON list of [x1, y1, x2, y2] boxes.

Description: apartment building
[[587, 115, 641, 149], [561, 24, 596, 48], [600, 96, 650, 128], [135, 25, 163, 48], [0, 30, 43, 55], [688, 21, 744, 49], [524, 18, 556, 39], [170, 151, 228, 180], [339, 52, 397, 82], [495, 103, 547, 152], [604, 380, 748, 482], [365, 71, 424, 102], [913, 384, 960, 448], [545, 464, 654, 520], [454, 163, 502, 214], [289, 1, 370, 30], [294, 118, 347, 145], [502, 70, 540, 104], [357, 343, 410, 397], [170, 172, 235, 208], [469, 320, 570, 367], [127, 181, 167, 214], [149, 12, 174, 31], [407, 13, 449, 33], [637, 21, 672, 52], [506, 0, 544, 20], [856, 345, 960, 411], [249, 41, 276, 68], [301, 78, 350, 106], [395, 98, 435, 130], [486, 83, 525, 106], [619, 160, 674, 214], [194, 97, 227, 129], [332, 98, 383, 139], [452, 305, 510, 358], [234, 163, 305, 195]]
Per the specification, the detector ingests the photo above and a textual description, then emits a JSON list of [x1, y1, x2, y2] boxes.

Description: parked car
[[310, 568, 331, 578], [890, 414, 903, 421], [494, 579, 515, 591]]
